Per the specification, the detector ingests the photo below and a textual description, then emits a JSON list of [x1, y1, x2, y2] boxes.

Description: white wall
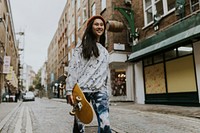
[[134, 61, 145, 104], [193, 41, 200, 103], [126, 64, 134, 101]]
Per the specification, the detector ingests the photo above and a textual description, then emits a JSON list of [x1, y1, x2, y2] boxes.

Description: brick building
[[47, 0, 200, 106], [47, 0, 135, 100], [0, 0, 19, 102], [129, 0, 200, 105]]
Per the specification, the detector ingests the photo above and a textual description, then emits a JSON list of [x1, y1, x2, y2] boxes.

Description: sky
[[9, 0, 67, 73]]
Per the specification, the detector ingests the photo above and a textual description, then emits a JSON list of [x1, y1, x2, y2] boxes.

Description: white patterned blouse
[[65, 42, 109, 95]]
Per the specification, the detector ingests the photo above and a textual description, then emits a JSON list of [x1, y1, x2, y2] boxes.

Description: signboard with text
[[3, 56, 11, 74]]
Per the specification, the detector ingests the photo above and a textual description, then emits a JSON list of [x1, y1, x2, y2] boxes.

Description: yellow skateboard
[[69, 83, 94, 124]]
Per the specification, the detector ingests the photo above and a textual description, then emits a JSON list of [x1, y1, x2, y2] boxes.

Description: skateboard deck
[[69, 83, 94, 124]]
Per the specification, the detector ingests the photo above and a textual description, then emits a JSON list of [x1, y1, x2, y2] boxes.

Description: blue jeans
[[73, 91, 111, 133]]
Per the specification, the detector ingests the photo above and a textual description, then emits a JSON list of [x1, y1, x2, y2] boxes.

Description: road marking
[[14, 106, 24, 133], [26, 107, 33, 133], [0, 102, 22, 130]]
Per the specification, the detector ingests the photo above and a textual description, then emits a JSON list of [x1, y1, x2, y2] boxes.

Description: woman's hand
[[66, 95, 74, 106]]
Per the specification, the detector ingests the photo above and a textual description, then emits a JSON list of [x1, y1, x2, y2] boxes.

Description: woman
[[66, 15, 112, 133]]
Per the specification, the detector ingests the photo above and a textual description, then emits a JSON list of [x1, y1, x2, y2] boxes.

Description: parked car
[[2, 92, 16, 102], [23, 91, 35, 101]]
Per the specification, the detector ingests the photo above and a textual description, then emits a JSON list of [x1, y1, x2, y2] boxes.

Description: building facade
[[128, 0, 200, 105], [41, 61, 47, 93], [46, 0, 200, 106], [0, 0, 19, 102], [47, 31, 59, 98], [46, 0, 135, 101], [23, 64, 35, 91]]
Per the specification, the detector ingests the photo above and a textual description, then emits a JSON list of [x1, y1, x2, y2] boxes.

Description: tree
[[33, 68, 42, 90], [33, 68, 45, 97], [29, 85, 35, 92]]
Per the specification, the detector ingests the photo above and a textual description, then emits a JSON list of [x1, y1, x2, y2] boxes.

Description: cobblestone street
[[1, 98, 200, 133]]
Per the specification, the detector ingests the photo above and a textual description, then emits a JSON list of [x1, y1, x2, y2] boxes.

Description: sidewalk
[[0, 101, 22, 130], [52, 98, 200, 119], [109, 102, 200, 119]]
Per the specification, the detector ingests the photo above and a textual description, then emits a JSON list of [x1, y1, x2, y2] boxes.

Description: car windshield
[[26, 92, 34, 96]]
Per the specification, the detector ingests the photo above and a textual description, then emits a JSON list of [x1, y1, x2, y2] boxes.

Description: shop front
[[143, 44, 199, 105], [128, 12, 200, 106], [109, 51, 134, 101]]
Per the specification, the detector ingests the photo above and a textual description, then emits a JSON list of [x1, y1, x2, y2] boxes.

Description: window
[[144, 0, 153, 25], [165, 49, 177, 60], [77, 0, 81, 10], [143, 57, 153, 66], [111, 69, 127, 96], [153, 53, 163, 63], [91, 3, 96, 16], [101, 0, 106, 11], [65, 13, 67, 22], [71, 0, 74, 9], [71, 48, 74, 58], [68, 52, 71, 61], [190, 0, 200, 12], [67, 38, 70, 47], [78, 16, 81, 29], [82, 6, 87, 22], [155, 0, 164, 15], [105, 31, 108, 47], [144, 43, 193, 65], [167, 0, 176, 11], [71, 33, 75, 43], [144, 0, 175, 26], [72, 15, 74, 26]]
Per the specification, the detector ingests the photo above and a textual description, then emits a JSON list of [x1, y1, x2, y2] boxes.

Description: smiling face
[[92, 18, 105, 42]]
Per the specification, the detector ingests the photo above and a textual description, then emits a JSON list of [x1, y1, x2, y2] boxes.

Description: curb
[[0, 102, 22, 131]]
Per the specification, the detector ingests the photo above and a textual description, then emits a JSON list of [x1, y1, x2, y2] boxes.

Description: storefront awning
[[128, 12, 200, 62], [5, 66, 18, 88]]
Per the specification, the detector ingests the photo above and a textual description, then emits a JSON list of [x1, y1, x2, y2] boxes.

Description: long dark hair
[[81, 19, 106, 60]]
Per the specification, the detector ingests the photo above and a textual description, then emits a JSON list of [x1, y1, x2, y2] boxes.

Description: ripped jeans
[[73, 91, 112, 133]]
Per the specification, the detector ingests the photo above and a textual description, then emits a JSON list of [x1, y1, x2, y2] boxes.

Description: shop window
[[166, 55, 196, 92], [178, 44, 193, 56], [111, 69, 126, 96], [144, 63, 166, 94], [153, 53, 163, 63], [165, 49, 177, 60], [143, 57, 153, 66]]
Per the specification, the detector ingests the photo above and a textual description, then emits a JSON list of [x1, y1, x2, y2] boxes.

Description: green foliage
[[29, 85, 35, 92], [33, 68, 42, 90]]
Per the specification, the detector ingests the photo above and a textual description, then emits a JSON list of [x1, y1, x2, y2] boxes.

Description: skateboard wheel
[[76, 96, 82, 101], [69, 111, 76, 116]]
